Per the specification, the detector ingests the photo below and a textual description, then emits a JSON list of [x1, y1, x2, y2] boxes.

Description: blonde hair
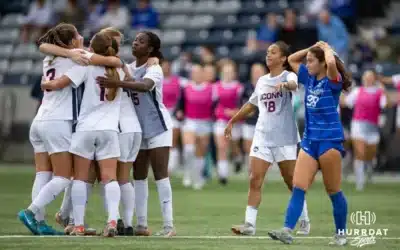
[[91, 32, 120, 101], [100, 27, 123, 43]]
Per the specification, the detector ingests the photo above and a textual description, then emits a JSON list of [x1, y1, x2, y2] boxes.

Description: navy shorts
[[300, 138, 345, 160]]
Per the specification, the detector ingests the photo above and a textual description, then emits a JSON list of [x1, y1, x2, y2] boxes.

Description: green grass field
[[0, 165, 399, 250]]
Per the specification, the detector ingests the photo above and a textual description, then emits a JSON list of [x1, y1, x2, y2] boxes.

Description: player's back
[[129, 62, 172, 139], [67, 65, 123, 132], [184, 82, 214, 120], [254, 72, 299, 146], [35, 56, 76, 121]]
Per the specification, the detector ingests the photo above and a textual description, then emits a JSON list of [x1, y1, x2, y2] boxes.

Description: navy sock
[[284, 187, 305, 230], [330, 191, 348, 234]]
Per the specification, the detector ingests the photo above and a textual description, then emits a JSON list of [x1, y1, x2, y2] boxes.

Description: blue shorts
[[300, 139, 345, 160]]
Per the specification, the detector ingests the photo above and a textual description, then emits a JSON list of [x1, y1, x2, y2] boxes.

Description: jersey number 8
[[264, 101, 275, 112]]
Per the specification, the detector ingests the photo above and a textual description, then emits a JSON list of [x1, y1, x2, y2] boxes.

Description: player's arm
[[89, 54, 124, 68], [228, 102, 257, 125], [288, 48, 310, 74], [317, 41, 340, 81], [173, 88, 185, 121], [41, 76, 72, 90], [96, 78, 155, 92], [39, 44, 90, 65]]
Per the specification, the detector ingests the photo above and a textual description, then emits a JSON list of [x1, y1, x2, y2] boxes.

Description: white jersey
[[65, 65, 124, 132], [128, 62, 172, 139], [119, 89, 142, 133], [249, 71, 300, 146], [34, 56, 77, 121]]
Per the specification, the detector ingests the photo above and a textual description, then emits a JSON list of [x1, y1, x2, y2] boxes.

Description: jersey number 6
[[264, 101, 275, 112], [45, 68, 56, 92]]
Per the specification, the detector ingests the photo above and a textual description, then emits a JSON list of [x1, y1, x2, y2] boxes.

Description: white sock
[[156, 178, 173, 228], [169, 148, 180, 172], [31, 171, 52, 221], [183, 145, 195, 182], [299, 200, 310, 222], [134, 179, 148, 227], [59, 181, 72, 219], [29, 176, 70, 214], [193, 157, 205, 187], [217, 160, 229, 179], [104, 181, 121, 223], [354, 159, 365, 190], [71, 180, 87, 226], [245, 206, 258, 227], [120, 182, 135, 227]]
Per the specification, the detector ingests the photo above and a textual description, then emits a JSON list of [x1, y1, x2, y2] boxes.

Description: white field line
[[0, 235, 399, 240]]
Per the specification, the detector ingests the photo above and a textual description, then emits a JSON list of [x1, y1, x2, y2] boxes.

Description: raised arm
[[288, 48, 309, 74], [318, 41, 340, 81]]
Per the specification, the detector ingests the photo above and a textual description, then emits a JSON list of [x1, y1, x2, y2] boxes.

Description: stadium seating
[[0, 0, 399, 85]]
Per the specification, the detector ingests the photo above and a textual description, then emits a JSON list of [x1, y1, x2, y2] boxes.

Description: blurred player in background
[[379, 73, 400, 134], [162, 60, 183, 173], [97, 31, 176, 237], [227, 41, 310, 236], [214, 61, 244, 184], [268, 42, 351, 246], [240, 63, 266, 171], [341, 70, 390, 191], [176, 65, 214, 189]]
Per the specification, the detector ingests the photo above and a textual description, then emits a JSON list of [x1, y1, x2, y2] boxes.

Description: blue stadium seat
[[237, 15, 262, 29], [161, 29, 186, 45], [240, 1, 270, 15], [0, 60, 10, 74], [161, 46, 181, 60], [30, 60, 43, 76], [9, 60, 33, 74], [212, 15, 238, 29], [193, 0, 218, 14], [151, 0, 171, 14], [0, 14, 24, 28], [188, 15, 214, 29], [169, 0, 194, 13], [216, 46, 231, 58], [163, 15, 190, 29], [0, 29, 19, 44], [0, 45, 13, 60], [3, 73, 28, 85], [12, 43, 38, 60], [184, 30, 211, 45], [216, 0, 241, 14]]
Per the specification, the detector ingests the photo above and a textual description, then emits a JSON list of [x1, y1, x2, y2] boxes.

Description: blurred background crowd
[[1, 0, 400, 177]]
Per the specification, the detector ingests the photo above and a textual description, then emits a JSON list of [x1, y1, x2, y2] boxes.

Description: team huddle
[[17, 20, 393, 246]]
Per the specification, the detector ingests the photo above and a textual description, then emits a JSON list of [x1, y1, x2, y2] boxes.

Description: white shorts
[[29, 120, 72, 155], [69, 131, 120, 160], [214, 120, 241, 140], [119, 132, 142, 163], [242, 124, 256, 141], [351, 121, 380, 144], [250, 131, 297, 163], [140, 129, 173, 150], [182, 119, 212, 136]]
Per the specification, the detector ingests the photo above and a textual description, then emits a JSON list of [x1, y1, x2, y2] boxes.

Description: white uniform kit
[[67, 64, 124, 160], [30, 56, 78, 155], [128, 62, 173, 150], [248, 71, 300, 163]]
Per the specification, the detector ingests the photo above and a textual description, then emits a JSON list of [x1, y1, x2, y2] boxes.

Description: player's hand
[[68, 49, 90, 66], [224, 109, 237, 117], [176, 110, 184, 121], [274, 82, 287, 92], [96, 76, 119, 88], [224, 122, 233, 139], [147, 57, 159, 66], [40, 76, 51, 91]]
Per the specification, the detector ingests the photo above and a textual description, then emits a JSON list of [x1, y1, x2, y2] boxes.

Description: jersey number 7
[[45, 68, 56, 92]]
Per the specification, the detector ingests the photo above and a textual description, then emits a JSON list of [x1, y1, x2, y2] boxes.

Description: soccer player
[[240, 63, 266, 171], [175, 64, 214, 189], [41, 32, 124, 237], [379, 73, 400, 134], [162, 60, 183, 173], [97, 31, 176, 237], [214, 61, 244, 184], [18, 23, 85, 235], [226, 41, 310, 236], [268, 41, 351, 246], [341, 70, 390, 190]]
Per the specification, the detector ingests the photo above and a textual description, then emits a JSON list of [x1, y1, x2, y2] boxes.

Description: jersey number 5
[[264, 101, 275, 112], [131, 92, 139, 105], [45, 68, 56, 92]]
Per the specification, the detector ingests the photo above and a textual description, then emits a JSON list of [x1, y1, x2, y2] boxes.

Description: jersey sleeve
[[286, 72, 299, 91], [65, 65, 88, 88], [392, 74, 400, 87], [144, 65, 163, 91], [248, 80, 260, 106], [297, 64, 309, 86], [344, 87, 359, 108]]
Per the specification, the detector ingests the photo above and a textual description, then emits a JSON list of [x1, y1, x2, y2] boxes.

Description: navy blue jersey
[[298, 64, 344, 141], [242, 82, 258, 125]]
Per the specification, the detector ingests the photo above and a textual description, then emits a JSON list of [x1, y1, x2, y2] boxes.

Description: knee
[[133, 171, 148, 180], [249, 173, 263, 191], [292, 176, 309, 191], [325, 186, 341, 195]]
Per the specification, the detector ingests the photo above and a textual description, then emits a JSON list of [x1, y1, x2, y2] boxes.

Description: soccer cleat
[[84, 226, 97, 236], [219, 178, 228, 186], [328, 234, 347, 246], [70, 225, 85, 236], [135, 225, 151, 236], [231, 223, 256, 236], [37, 221, 64, 235], [18, 209, 39, 235], [154, 226, 176, 237], [296, 220, 311, 235], [117, 219, 125, 236], [268, 228, 294, 244], [234, 162, 242, 173], [103, 220, 117, 237], [124, 226, 134, 236], [55, 212, 69, 228]]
